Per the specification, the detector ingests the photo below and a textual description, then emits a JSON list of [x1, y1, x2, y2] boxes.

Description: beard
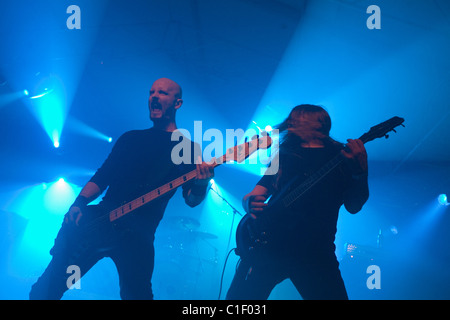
[[149, 101, 177, 123]]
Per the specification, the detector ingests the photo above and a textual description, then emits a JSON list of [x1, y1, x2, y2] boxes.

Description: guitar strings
[[71, 138, 262, 241]]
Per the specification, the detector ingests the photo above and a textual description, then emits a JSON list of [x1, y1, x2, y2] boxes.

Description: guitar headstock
[[254, 132, 273, 150], [359, 116, 405, 144], [220, 132, 273, 164]]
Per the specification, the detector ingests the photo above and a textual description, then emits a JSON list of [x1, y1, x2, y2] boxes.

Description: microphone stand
[[209, 185, 245, 300], [209, 186, 243, 256]]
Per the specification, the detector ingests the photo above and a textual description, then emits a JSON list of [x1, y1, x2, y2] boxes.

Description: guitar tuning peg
[[392, 129, 397, 133], [385, 134, 389, 139], [401, 124, 405, 127]]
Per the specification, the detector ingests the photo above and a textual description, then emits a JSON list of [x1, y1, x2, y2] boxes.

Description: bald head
[[148, 78, 183, 131], [153, 78, 182, 99]]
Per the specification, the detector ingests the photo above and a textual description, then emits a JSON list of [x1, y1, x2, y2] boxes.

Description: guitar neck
[[108, 134, 272, 223], [282, 134, 370, 208], [109, 158, 224, 222], [282, 153, 344, 208]]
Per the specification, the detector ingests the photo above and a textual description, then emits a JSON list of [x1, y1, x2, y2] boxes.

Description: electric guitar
[[57, 134, 272, 256], [235, 116, 405, 260]]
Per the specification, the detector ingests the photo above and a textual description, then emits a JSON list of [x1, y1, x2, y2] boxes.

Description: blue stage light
[[208, 179, 223, 202], [66, 117, 113, 143], [1, 90, 31, 108], [438, 194, 448, 206], [29, 88, 53, 100], [27, 76, 67, 150], [43, 178, 77, 215]]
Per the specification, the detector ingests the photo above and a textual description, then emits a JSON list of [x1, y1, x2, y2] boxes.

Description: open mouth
[[151, 101, 162, 110]]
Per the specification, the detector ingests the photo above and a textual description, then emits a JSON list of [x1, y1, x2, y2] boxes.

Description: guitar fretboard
[[109, 136, 269, 222], [282, 153, 344, 208], [109, 169, 199, 222]]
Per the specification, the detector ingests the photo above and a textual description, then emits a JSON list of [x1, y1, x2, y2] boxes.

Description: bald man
[[30, 78, 214, 300]]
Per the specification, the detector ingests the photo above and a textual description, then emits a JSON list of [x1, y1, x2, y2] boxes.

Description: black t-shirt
[[257, 142, 353, 260], [89, 127, 198, 234]]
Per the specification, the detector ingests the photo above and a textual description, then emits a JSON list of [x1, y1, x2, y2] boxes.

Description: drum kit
[[154, 216, 220, 299], [158, 216, 218, 261], [163, 215, 217, 239]]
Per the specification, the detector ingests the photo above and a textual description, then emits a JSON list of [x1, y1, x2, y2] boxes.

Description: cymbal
[[165, 216, 200, 231]]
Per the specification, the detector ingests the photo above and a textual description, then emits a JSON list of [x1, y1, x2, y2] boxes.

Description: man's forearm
[[77, 182, 102, 204]]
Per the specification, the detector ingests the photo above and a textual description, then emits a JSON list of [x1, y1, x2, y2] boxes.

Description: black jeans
[[29, 211, 155, 300], [226, 254, 348, 300]]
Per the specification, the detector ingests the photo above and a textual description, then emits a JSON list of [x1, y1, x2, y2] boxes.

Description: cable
[[217, 247, 237, 300]]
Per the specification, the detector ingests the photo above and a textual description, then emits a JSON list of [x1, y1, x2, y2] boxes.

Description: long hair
[[275, 104, 341, 149], [270, 105, 342, 190]]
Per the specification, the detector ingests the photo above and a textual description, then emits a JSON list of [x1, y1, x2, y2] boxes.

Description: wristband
[[71, 195, 89, 208]]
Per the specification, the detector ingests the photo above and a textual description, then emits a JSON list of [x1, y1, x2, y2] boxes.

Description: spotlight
[[23, 89, 29, 96], [264, 125, 273, 133], [390, 225, 399, 235], [438, 194, 448, 206], [66, 117, 112, 143], [208, 179, 218, 193], [43, 177, 77, 215], [29, 87, 54, 100], [27, 74, 65, 150]]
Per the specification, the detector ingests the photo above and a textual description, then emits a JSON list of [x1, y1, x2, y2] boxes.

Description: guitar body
[[235, 192, 293, 260], [235, 213, 267, 260], [52, 205, 122, 260], [46, 135, 274, 265]]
